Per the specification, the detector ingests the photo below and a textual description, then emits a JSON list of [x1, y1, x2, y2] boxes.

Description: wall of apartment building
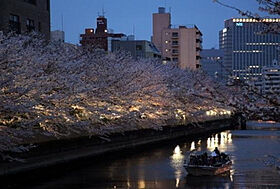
[[152, 10, 170, 53], [161, 28, 178, 61], [161, 27, 201, 70], [0, 0, 50, 39], [179, 28, 198, 70]]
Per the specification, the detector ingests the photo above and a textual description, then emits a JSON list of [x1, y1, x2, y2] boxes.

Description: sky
[[51, 0, 261, 49]]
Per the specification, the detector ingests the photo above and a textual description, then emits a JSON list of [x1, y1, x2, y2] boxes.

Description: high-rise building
[[261, 60, 280, 94], [51, 30, 65, 42], [80, 16, 125, 51], [219, 18, 280, 80], [0, 0, 50, 39], [152, 7, 171, 54], [201, 49, 224, 81], [152, 7, 202, 70]]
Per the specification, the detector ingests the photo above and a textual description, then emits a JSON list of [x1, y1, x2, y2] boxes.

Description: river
[[6, 129, 280, 189]]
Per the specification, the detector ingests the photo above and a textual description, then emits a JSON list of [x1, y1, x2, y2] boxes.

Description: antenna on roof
[[61, 14, 64, 31], [102, 6, 106, 17], [133, 24, 135, 36]]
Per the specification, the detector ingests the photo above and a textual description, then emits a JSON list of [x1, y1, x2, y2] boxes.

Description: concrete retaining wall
[[0, 116, 238, 177]]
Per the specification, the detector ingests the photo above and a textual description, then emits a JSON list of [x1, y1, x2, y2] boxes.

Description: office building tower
[[219, 18, 280, 80], [201, 49, 224, 81], [262, 60, 280, 94], [51, 30, 65, 42]]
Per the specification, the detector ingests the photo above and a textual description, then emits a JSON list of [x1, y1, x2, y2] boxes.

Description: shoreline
[[0, 116, 239, 177]]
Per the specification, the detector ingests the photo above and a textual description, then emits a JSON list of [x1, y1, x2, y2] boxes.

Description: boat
[[184, 150, 232, 176], [184, 160, 232, 176]]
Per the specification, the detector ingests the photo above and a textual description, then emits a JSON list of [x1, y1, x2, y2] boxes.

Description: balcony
[[172, 32, 179, 38], [196, 35, 203, 43], [172, 41, 179, 47], [172, 49, 179, 55]]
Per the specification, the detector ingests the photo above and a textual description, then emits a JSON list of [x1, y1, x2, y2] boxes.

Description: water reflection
[[138, 180, 145, 189], [170, 145, 185, 188], [190, 141, 195, 151], [8, 130, 280, 189], [207, 131, 233, 151]]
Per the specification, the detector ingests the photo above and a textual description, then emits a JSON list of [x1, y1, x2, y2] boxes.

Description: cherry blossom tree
[[0, 32, 233, 159], [0, 31, 278, 160]]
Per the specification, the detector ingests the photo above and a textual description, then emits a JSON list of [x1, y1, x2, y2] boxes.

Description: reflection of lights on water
[[225, 183, 231, 189], [190, 141, 195, 151], [211, 137, 215, 149], [171, 145, 184, 188], [138, 180, 145, 189], [228, 133, 232, 142], [221, 133, 225, 146], [215, 134, 218, 144], [207, 131, 233, 151], [127, 180, 131, 188], [230, 169, 234, 182], [176, 178, 180, 188], [207, 137, 211, 148], [174, 145, 182, 154]]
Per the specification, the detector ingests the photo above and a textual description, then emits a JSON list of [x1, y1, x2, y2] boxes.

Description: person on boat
[[214, 147, 220, 156]]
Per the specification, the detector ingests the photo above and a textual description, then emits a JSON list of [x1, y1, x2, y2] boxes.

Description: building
[[219, 18, 280, 81], [152, 7, 202, 70], [261, 60, 280, 94], [80, 16, 125, 51], [201, 49, 224, 81], [111, 37, 161, 59], [0, 0, 50, 39], [51, 30, 65, 42]]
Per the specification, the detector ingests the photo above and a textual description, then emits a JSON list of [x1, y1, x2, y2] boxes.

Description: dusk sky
[[51, 0, 261, 49]]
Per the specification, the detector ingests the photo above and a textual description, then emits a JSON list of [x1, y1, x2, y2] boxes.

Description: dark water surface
[[7, 130, 280, 189]]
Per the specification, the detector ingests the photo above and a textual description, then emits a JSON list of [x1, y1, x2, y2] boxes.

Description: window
[[172, 32, 178, 37], [172, 41, 178, 45], [24, 0, 37, 5], [26, 19, 35, 32], [172, 49, 178, 54], [9, 14, 21, 34], [136, 45, 142, 51]]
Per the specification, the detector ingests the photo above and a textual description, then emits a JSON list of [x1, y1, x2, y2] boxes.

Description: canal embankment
[[246, 121, 280, 130], [0, 115, 240, 177]]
